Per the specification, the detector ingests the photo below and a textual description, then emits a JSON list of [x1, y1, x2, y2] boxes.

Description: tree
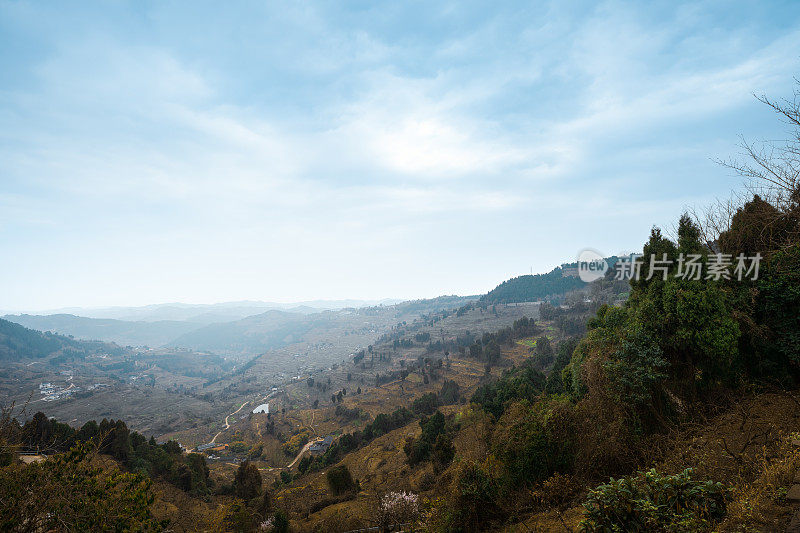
[[234, 460, 262, 500], [412, 393, 439, 415], [0, 441, 164, 531], [326, 465, 357, 495], [533, 336, 554, 367]]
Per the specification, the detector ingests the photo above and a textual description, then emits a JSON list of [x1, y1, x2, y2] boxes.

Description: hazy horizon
[[3, 1, 800, 310], [0, 297, 413, 317]]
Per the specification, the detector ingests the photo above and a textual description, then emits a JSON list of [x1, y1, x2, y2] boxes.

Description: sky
[[2, 0, 800, 311]]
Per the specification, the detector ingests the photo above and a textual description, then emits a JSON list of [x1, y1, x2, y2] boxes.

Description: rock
[[787, 484, 800, 501], [794, 470, 800, 484], [788, 509, 800, 533], [792, 439, 800, 447]]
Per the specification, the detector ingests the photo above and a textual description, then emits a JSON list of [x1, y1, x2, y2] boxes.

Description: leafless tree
[[719, 85, 800, 210], [687, 80, 800, 248]]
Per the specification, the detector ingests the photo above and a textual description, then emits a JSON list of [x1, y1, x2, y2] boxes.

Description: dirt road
[[211, 401, 250, 444]]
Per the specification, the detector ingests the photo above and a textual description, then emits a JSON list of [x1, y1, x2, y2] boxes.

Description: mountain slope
[[3, 314, 201, 348], [167, 309, 320, 354], [0, 318, 123, 361], [480, 266, 586, 304]]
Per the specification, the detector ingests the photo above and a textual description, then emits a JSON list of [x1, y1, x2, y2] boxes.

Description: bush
[[228, 441, 248, 453], [471, 361, 546, 418], [442, 461, 502, 532], [411, 393, 439, 415], [233, 460, 262, 500], [580, 469, 726, 532], [491, 400, 573, 490], [438, 379, 460, 405], [297, 455, 313, 474], [282, 432, 309, 457], [377, 491, 420, 530], [404, 411, 448, 466], [326, 465, 357, 496], [0, 441, 164, 531]]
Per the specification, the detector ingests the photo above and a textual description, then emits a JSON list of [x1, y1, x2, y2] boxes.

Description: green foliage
[[471, 360, 546, 418], [432, 433, 456, 467], [442, 461, 502, 532], [603, 327, 668, 421], [326, 465, 357, 496], [545, 337, 579, 394], [533, 336, 554, 366], [412, 392, 439, 415], [234, 460, 262, 500], [491, 400, 573, 489], [271, 510, 290, 533], [297, 455, 313, 474], [754, 245, 800, 372], [438, 379, 460, 405], [404, 411, 451, 466], [580, 469, 726, 532], [0, 440, 165, 531], [481, 268, 586, 304], [229, 441, 248, 453]]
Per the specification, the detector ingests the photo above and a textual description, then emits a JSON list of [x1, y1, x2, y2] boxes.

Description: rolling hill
[[0, 317, 124, 361], [3, 314, 201, 348], [480, 266, 586, 304], [166, 309, 321, 355]]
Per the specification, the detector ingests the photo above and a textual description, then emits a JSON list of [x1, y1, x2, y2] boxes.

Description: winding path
[[210, 401, 250, 444], [286, 440, 315, 469]]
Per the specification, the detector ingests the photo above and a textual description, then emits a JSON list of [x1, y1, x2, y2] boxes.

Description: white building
[[252, 403, 269, 414]]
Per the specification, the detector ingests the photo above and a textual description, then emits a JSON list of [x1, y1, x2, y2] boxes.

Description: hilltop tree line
[[2, 411, 212, 496]]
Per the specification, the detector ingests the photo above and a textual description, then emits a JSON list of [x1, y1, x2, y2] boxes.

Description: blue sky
[[2, 1, 800, 311]]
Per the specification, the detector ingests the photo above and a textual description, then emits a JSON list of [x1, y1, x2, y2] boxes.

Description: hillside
[[480, 266, 586, 304], [0, 317, 123, 361], [166, 309, 327, 355], [3, 314, 201, 348]]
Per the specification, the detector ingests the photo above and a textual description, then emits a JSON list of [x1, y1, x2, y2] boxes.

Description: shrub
[[404, 411, 449, 466], [438, 379, 460, 405], [0, 441, 164, 531], [412, 393, 439, 415], [471, 361, 546, 418], [229, 441, 248, 453], [580, 468, 726, 532], [326, 465, 357, 496], [297, 455, 313, 474], [491, 400, 573, 490], [377, 491, 420, 529], [234, 460, 262, 500], [442, 461, 502, 532], [281, 432, 309, 457]]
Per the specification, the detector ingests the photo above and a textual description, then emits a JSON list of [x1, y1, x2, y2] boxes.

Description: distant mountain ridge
[[166, 309, 335, 355], [0, 318, 124, 361], [2, 314, 199, 348], [26, 299, 402, 323]]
